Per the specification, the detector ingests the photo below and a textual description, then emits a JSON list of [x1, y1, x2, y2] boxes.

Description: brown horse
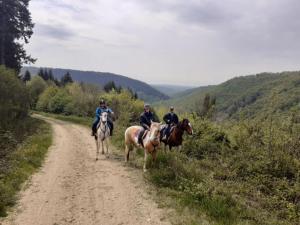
[[161, 119, 193, 150], [125, 121, 162, 172]]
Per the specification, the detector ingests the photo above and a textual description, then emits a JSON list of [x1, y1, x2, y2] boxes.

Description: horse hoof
[[102, 152, 104, 155], [143, 169, 147, 172], [96, 158, 98, 161]]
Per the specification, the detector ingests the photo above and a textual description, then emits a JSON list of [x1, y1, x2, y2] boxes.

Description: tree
[[22, 70, 31, 82], [26, 75, 47, 108], [38, 68, 45, 80], [196, 93, 216, 119], [48, 69, 54, 81], [0, 66, 30, 128], [44, 69, 49, 81], [60, 72, 73, 86], [0, 0, 35, 72], [104, 81, 116, 92]]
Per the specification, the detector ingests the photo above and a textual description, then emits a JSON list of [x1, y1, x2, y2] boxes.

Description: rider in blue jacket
[[91, 99, 114, 136]]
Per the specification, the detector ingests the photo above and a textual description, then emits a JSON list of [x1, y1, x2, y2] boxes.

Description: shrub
[[26, 76, 47, 108], [0, 66, 30, 129], [182, 117, 230, 159]]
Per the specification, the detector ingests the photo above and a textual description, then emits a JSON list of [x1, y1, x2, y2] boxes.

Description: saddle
[[137, 129, 148, 147]]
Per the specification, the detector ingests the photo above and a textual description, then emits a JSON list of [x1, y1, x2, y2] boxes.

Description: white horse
[[95, 112, 110, 160]]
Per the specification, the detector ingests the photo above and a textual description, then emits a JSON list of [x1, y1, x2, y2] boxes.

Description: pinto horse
[[125, 121, 162, 172], [95, 112, 110, 160], [161, 119, 193, 150]]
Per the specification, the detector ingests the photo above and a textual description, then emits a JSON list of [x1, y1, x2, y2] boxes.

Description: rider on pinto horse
[[138, 104, 156, 147], [161, 106, 179, 141], [91, 99, 114, 136]]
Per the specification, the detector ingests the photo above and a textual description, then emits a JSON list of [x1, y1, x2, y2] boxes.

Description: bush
[[0, 66, 30, 129], [48, 89, 72, 114], [182, 116, 230, 159], [36, 86, 59, 112], [26, 76, 47, 108]]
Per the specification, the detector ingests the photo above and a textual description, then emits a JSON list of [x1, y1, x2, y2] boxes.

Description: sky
[[26, 0, 300, 86]]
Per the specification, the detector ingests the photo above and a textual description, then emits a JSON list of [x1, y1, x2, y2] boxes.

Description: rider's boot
[[138, 132, 144, 148], [91, 127, 96, 136]]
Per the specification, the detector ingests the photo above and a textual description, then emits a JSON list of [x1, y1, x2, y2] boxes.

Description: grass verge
[[0, 117, 52, 217], [33, 111, 93, 127]]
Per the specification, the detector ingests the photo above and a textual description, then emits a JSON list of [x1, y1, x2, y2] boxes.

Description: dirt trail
[[1, 115, 170, 225]]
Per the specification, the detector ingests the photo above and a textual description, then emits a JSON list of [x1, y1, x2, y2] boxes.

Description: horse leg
[[95, 138, 99, 161], [132, 147, 137, 160], [143, 149, 148, 172], [105, 138, 110, 158], [101, 140, 105, 154], [125, 144, 130, 162], [151, 149, 157, 168]]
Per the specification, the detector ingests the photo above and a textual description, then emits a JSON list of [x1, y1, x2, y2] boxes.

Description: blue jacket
[[96, 107, 113, 117]]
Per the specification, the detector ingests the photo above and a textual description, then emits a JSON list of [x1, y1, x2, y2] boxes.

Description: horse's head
[[149, 121, 162, 145], [180, 119, 193, 135], [101, 112, 108, 123]]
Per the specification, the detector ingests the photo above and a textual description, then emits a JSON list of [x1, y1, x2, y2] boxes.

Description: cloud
[[26, 0, 300, 85], [36, 24, 75, 40]]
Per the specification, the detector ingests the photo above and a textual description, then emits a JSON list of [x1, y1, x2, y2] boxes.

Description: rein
[[146, 129, 160, 149]]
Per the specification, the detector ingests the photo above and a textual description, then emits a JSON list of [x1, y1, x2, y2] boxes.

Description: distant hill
[[151, 84, 196, 97], [156, 71, 300, 120], [22, 66, 169, 102]]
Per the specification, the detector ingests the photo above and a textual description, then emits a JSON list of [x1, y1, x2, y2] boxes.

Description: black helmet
[[100, 99, 106, 105]]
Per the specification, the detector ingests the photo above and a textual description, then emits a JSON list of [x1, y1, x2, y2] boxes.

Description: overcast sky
[[26, 0, 300, 86]]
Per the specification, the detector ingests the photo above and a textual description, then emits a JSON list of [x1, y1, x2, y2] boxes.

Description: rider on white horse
[[91, 99, 114, 136]]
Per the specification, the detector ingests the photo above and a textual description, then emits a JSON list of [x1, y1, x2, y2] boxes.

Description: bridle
[[173, 119, 192, 135], [149, 127, 160, 149]]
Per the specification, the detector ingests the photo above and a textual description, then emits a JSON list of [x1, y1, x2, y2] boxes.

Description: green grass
[[0, 118, 52, 217], [33, 111, 93, 127]]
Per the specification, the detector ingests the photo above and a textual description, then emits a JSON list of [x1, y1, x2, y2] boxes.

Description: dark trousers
[[107, 119, 113, 135], [163, 124, 171, 137], [92, 116, 100, 133], [138, 127, 146, 146]]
